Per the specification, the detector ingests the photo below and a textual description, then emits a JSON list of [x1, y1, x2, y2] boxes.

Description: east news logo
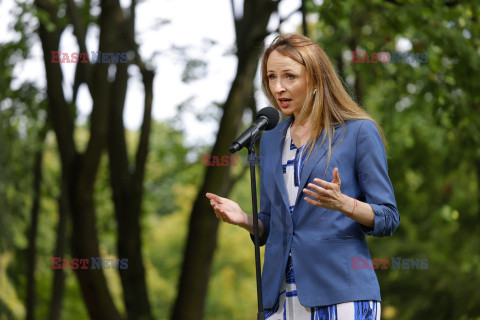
[[51, 257, 128, 270], [51, 51, 129, 64], [351, 257, 428, 269], [351, 51, 428, 64]]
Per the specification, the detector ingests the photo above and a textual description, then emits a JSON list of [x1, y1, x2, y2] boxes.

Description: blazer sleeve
[[250, 133, 272, 246], [355, 120, 400, 237]]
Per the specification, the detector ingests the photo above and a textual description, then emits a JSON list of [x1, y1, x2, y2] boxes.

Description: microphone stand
[[247, 132, 264, 320]]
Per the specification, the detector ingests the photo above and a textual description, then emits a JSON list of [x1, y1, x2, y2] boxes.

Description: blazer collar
[[273, 117, 294, 215]]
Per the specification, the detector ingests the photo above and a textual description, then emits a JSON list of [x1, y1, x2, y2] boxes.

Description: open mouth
[[278, 98, 291, 108]]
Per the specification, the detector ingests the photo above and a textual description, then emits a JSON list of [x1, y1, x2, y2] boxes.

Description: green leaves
[[310, 0, 480, 318]]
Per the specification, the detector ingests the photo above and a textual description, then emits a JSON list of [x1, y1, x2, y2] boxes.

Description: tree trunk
[[108, 60, 155, 319], [171, 1, 279, 319], [70, 169, 121, 320], [475, 159, 480, 225], [26, 130, 46, 320], [301, 0, 308, 37], [48, 178, 68, 320], [106, 2, 156, 317], [37, 0, 155, 318], [35, 0, 121, 318]]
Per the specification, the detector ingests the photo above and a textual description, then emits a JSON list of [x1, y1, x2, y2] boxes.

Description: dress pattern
[[264, 125, 381, 320]]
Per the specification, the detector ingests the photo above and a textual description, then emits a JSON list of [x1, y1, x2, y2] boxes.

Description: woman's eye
[[267, 74, 276, 80], [286, 74, 295, 79]]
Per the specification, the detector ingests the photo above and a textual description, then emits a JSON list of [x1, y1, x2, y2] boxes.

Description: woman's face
[[266, 50, 309, 117]]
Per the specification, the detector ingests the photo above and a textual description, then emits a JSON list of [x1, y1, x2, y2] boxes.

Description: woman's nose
[[273, 80, 286, 93]]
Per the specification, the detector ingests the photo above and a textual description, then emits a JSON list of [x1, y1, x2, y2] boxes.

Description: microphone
[[229, 107, 280, 153]]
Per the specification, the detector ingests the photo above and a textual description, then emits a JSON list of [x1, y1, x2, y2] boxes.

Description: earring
[[313, 89, 317, 98]]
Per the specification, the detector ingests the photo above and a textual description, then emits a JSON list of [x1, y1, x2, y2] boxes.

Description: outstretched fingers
[[207, 193, 229, 222], [313, 178, 336, 190], [307, 182, 330, 196], [206, 192, 223, 204], [304, 195, 323, 206]]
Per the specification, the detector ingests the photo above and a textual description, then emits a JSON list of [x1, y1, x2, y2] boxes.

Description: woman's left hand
[[302, 167, 348, 211]]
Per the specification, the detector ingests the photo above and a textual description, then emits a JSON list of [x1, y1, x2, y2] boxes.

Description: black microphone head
[[256, 107, 280, 130]]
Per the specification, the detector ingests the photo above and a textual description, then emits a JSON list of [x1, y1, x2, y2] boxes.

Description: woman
[[206, 34, 399, 319]]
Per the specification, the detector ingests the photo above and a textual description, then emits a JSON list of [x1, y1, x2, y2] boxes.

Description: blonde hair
[[261, 34, 388, 167]]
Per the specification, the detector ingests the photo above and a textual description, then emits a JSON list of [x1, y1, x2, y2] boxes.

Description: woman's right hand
[[206, 193, 247, 227]]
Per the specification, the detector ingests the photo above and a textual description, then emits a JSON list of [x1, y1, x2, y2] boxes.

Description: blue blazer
[[255, 117, 399, 308]]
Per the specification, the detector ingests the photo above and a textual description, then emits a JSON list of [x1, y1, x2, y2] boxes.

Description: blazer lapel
[[273, 117, 293, 215], [294, 124, 343, 208]]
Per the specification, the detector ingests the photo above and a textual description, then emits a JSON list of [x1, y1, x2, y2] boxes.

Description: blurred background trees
[[309, 1, 480, 318], [0, 0, 479, 319]]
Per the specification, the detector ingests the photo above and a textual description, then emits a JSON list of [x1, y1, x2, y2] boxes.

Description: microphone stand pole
[[247, 133, 264, 320]]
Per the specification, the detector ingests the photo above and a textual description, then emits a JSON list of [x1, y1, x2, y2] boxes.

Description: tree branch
[[35, 0, 77, 164], [133, 68, 154, 189], [65, 0, 92, 101], [301, 0, 308, 36], [230, 0, 240, 41], [82, 0, 123, 184], [119, 9, 155, 186], [107, 64, 130, 188]]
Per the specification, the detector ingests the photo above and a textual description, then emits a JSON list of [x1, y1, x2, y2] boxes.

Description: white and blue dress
[[264, 125, 381, 320]]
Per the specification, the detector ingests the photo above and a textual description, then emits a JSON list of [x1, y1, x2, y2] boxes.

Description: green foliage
[[309, 0, 480, 318], [182, 59, 208, 83], [0, 12, 48, 314]]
